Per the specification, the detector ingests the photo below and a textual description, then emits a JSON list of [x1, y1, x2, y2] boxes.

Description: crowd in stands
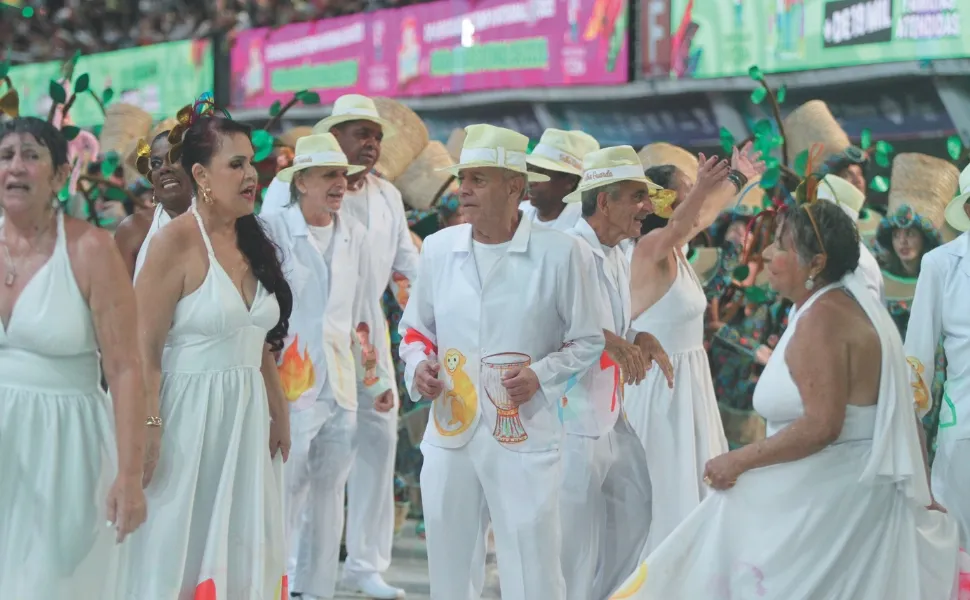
[[3, 0, 436, 65]]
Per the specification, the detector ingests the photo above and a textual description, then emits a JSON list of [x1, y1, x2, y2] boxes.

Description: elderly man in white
[[816, 173, 885, 304], [263, 94, 418, 599], [559, 146, 675, 600], [518, 129, 599, 231], [906, 163, 970, 549], [398, 124, 606, 600], [260, 133, 397, 600]]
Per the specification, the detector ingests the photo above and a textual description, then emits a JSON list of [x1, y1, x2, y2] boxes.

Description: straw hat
[[783, 100, 851, 163], [370, 97, 428, 181], [526, 129, 588, 176], [816, 174, 866, 217], [275, 133, 365, 182], [944, 163, 970, 232], [888, 153, 959, 230], [638, 142, 699, 183], [279, 126, 312, 150], [445, 128, 466, 162], [99, 103, 153, 157], [858, 209, 880, 241], [396, 141, 455, 210], [570, 131, 601, 154], [689, 247, 721, 284], [882, 270, 917, 302], [563, 145, 661, 203], [312, 94, 396, 137], [440, 124, 549, 183], [149, 117, 179, 141]]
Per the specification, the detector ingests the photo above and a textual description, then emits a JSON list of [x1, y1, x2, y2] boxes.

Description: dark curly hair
[[178, 116, 292, 352], [0, 117, 69, 168], [781, 199, 861, 285]]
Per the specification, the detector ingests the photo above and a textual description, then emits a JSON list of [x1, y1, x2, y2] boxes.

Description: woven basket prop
[[100, 103, 152, 157], [887, 153, 959, 230], [782, 100, 851, 163], [150, 117, 178, 141], [279, 126, 312, 150], [638, 142, 699, 183], [445, 128, 466, 162], [372, 97, 429, 181], [395, 141, 455, 210]]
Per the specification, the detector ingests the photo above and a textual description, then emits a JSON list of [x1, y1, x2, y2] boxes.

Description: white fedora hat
[[816, 174, 866, 217], [563, 145, 661, 204], [439, 124, 549, 182], [276, 133, 366, 183], [944, 163, 970, 232], [526, 129, 588, 176], [570, 130, 601, 154], [312, 94, 396, 138]]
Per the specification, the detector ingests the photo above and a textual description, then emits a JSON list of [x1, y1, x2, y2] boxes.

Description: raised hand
[[732, 141, 766, 179], [694, 153, 731, 196]]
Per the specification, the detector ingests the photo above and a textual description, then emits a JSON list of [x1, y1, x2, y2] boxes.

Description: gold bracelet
[[145, 416, 163, 428]]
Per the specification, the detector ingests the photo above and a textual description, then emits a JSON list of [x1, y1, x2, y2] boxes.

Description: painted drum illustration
[[481, 352, 531, 443]]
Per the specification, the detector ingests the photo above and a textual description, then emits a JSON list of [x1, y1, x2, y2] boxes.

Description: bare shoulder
[[114, 211, 152, 241], [145, 211, 203, 258], [791, 290, 878, 354], [63, 215, 121, 261]]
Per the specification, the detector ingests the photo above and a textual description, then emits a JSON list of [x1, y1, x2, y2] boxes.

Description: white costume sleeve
[[398, 240, 438, 402], [903, 253, 945, 419], [351, 227, 394, 400], [259, 177, 290, 216]]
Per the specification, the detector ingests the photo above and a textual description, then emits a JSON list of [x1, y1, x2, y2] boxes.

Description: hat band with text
[[293, 150, 350, 166], [459, 146, 527, 170], [531, 143, 582, 169], [581, 164, 644, 185]]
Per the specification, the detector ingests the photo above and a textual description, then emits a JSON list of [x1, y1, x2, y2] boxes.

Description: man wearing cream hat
[[559, 145, 673, 600], [266, 94, 417, 599], [398, 124, 605, 600], [906, 163, 970, 550], [520, 129, 600, 231], [815, 173, 885, 304], [260, 133, 397, 600]]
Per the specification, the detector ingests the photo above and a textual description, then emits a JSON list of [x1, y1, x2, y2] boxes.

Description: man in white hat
[[905, 163, 970, 549], [260, 133, 397, 600], [816, 173, 885, 304], [519, 129, 599, 231], [558, 145, 674, 600], [398, 124, 606, 600], [266, 94, 417, 599]]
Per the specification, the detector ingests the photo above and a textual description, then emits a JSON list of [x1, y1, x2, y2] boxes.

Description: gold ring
[[703, 475, 712, 486]]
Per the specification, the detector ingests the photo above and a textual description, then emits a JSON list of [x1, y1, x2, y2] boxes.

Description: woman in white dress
[[0, 117, 147, 597], [122, 112, 294, 599], [610, 197, 962, 600]]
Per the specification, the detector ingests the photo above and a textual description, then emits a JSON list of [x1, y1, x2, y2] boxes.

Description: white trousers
[[421, 419, 565, 600], [286, 400, 357, 598], [560, 417, 652, 600], [344, 386, 399, 579], [932, 438, 970, 548]]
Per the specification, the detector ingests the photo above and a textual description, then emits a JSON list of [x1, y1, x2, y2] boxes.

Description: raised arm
[[686, 142, 766, 241], [74, 223, 147, 541], [904, 254, 945, 418]]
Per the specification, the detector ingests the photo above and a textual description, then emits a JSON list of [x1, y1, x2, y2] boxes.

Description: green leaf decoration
[[753, 119, 773, 136], [73, 73, 90, 94], [874, 149, 891, 168], [299, 91, 321, 105], [251, 129, 275, 162], [92, 124, 103, 138], [776, 85, 787, 104], [793, 149, 809, 175], [0, 60, 9, 79], [269, 100, 282, 117], [745, 286, 768, 304], [860, 128, 872, 151], [60, 125, 80, 141], [719, 127, 735, 155], [869, 175, 890, 193], [101, 151, 120, 178], [947, 135, 963, 161], [750, 86, 767, 105], [747, 65, 764, 82], [105, 186, 127, 201], [732, 265, 750, 280], [760, 166, 780, 189], [102, 87, 114, 105], [875, 140, 893, 155], [49, 80, 67, 104], [57, 182, 70, 202], [763, 156, 780, 171]]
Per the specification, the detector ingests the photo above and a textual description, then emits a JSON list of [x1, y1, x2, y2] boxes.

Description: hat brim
[[525, 155, 582, 177], [944, 192, 970, 232], [857, 208, 880, 239], [438, 162, 550, 183], [313, 114, 397, 138], [562, 176, 662, 204], [276, 161, 366, 183], [688, 247, 721, 284]]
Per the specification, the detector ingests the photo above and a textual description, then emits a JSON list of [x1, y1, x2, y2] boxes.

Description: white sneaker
[[341, 573, 405, 599]]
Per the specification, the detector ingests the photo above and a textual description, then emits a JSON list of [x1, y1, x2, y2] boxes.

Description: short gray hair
[[502, 170, 528, 201], [581, 183, 621, 217]]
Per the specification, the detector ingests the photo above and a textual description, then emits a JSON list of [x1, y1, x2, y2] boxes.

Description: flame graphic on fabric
[[278, 335, 315, 402]]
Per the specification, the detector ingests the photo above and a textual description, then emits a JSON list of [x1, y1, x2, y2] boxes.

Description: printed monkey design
[[433, 349, 477, 436]]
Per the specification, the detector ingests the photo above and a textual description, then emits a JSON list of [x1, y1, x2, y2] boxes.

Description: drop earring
[[805, 274, 815, 290], [203, 187, 213, 205]]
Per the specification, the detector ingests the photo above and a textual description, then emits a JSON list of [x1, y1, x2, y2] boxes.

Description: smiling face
[[294, 165, 349, 213], [600, 180, 649, 241], [191, 131, 258, 218], [330, 120, 383, 171], [892, 227, 924, 263], [149, 134, 193, 212], [0, 132, 68, 217]]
